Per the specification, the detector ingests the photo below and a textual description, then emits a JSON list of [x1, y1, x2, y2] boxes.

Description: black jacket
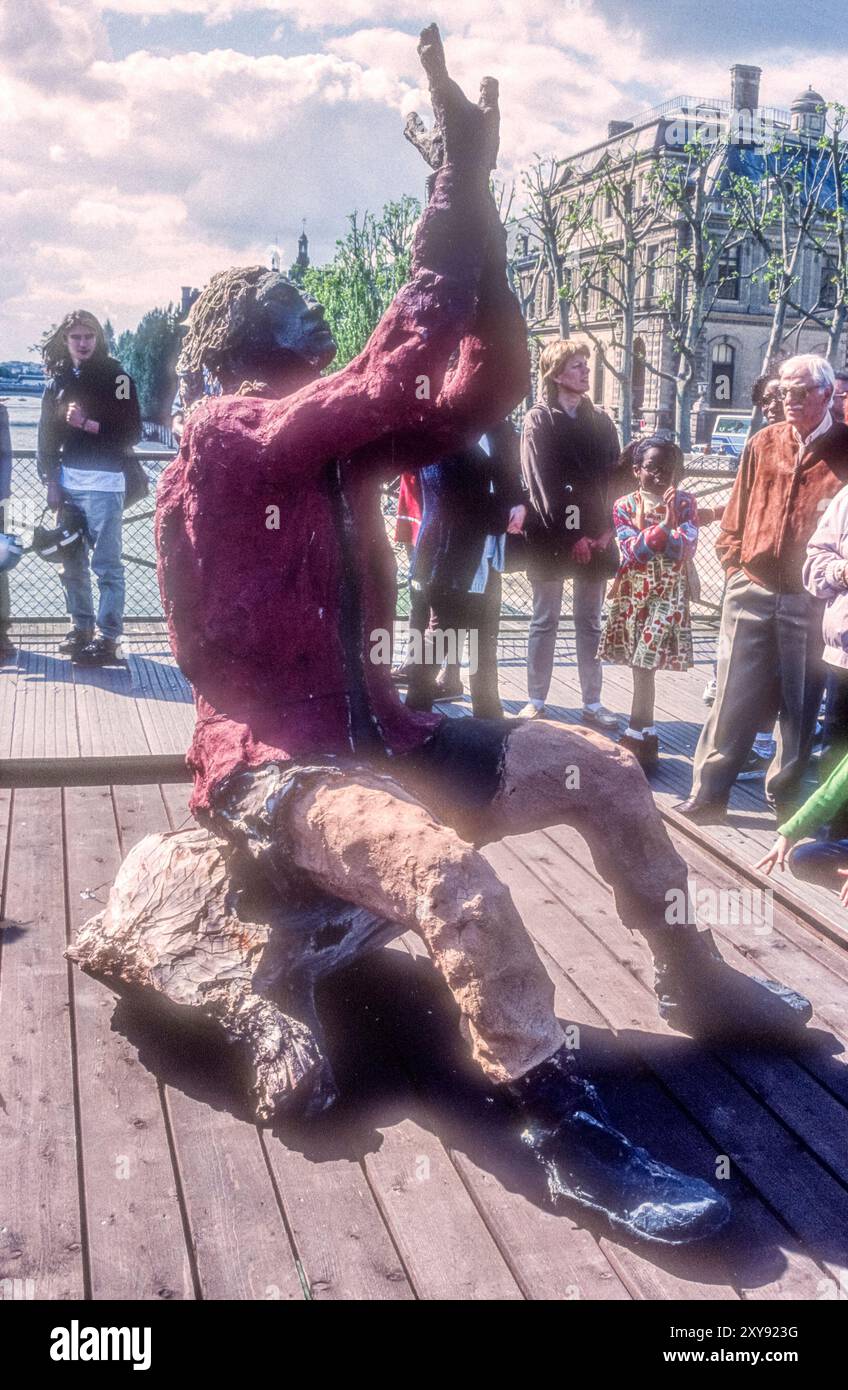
[[521, 398, 620, 579], [411, 421, 523, 594], [37, 355, 142, 484]]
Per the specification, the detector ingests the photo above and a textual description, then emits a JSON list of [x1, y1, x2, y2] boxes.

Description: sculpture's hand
[[404, 22, 499, 175]]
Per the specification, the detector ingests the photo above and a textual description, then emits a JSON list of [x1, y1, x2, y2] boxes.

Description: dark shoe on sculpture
[[651, 925, 812, 1044], [0, 631, 15, 660], [673, 795, 728, 824], [58, 627, 94, 657], [502, 1046, 730, 1244], [72, 636, 124, 666]]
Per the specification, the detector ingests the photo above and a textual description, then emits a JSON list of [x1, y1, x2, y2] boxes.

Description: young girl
[[599, 436, 698, 768]]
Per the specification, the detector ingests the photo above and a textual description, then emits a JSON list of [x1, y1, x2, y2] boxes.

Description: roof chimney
[[730, 64, 761, 112]]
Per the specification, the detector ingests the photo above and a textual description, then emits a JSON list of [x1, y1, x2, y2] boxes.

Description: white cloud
[[0, 0, 845, 358]]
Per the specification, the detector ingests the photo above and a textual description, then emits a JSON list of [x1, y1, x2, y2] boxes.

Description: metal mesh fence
[[5, 450, 170, 622], [5, 450, 734, 623], [386, 462, 735, 623]]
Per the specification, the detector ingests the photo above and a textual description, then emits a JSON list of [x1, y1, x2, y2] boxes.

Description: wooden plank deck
[[0, 623, 194, 783], [2, 620, 848, 1299], [1, 617, 845, 944], [2, 784, 848, 1298]]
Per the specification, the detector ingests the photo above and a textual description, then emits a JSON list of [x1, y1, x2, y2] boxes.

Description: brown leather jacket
[[716, 419, 848, 593]]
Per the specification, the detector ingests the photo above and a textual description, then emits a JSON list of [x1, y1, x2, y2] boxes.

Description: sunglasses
[[778, 384, 826, 402]]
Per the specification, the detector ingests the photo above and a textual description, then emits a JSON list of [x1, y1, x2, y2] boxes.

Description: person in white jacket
[[803, 482, 848, 840]]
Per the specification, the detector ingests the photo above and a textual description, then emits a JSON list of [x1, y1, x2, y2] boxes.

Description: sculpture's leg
[[282, 768, 730, 1243], [285, 768, 564, 1084], [487, 720, 812, 1044]]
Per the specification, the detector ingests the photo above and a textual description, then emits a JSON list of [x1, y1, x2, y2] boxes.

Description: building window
[[580, 278, 590, 315], [593, 353, 605, 404], [710, 342, 735, 406], [544, 272, 555, 315], [632, 337, 647, 413], [717, 246, 741, 301], [820, 256, 838, 309], [645, 244, 661, 304]]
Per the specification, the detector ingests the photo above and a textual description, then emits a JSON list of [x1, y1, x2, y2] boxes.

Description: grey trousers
[[527, 570, 605, 706], [691, 571, 826, 812]]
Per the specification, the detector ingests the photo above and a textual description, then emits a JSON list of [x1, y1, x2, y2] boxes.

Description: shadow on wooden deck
[[2, 624, 848, 1299]]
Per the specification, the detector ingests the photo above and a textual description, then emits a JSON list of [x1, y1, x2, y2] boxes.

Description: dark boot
[[501, 1046, 730, 1244], [72, 635, 124, 666], [58, 627, 94, 657], [619, 732, 659, 769], [647, 923, 812, 1043], [0, 628, 15, 660]]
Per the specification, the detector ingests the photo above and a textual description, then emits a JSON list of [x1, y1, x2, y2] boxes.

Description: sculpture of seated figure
[[69, 25, 813, 1247]]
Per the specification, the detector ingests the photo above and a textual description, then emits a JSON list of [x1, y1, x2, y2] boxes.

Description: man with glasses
[[679, 354, 848, 822]]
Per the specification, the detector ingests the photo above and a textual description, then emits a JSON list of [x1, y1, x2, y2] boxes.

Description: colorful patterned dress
[[599, 489, 699, 672]]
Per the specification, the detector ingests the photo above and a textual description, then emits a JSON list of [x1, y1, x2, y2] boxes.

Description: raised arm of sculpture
[[182, 25, 528, 482]]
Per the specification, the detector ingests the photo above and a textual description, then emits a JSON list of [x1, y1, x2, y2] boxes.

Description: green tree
[[302, 196, 420, 369], [117, 306, 182, 423]]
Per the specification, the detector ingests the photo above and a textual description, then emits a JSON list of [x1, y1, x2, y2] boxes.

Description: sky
[[1, 0, 846, 360]]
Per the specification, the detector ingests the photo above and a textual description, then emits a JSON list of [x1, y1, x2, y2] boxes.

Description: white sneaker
[[703, 677, 718, 705], [517, 701, 546, 719], [581, 703, 619, 731]]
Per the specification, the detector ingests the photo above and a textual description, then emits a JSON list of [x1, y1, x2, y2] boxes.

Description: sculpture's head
[[177, 265, 337, 404]]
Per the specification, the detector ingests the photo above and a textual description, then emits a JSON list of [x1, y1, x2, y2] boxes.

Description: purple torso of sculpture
[[156, 168, 530, 814], [157, 406, 445, 813]]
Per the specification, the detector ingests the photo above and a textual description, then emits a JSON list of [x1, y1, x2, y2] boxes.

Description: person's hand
[[507, 504, 527, 535], [46, 479, 61, 511], [66, 402, 86, 430], [662, 486, 678, 528], [755, 835, 791, 876], [404, 24, 499, 175], [572, 536, 593, 565], [591, 529, 613, 551], [839, 868, 848, 908]]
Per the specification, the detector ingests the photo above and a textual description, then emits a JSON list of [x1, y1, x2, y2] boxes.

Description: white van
[[709, 413, 751, 458]]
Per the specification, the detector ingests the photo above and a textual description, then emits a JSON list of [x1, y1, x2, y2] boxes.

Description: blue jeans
[[0, 505, 11, 633], [60, 489, 125, 640], [789, 839, 848, 887]]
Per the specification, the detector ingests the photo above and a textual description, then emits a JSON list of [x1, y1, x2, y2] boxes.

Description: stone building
[[515, 66, 846, 441]]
